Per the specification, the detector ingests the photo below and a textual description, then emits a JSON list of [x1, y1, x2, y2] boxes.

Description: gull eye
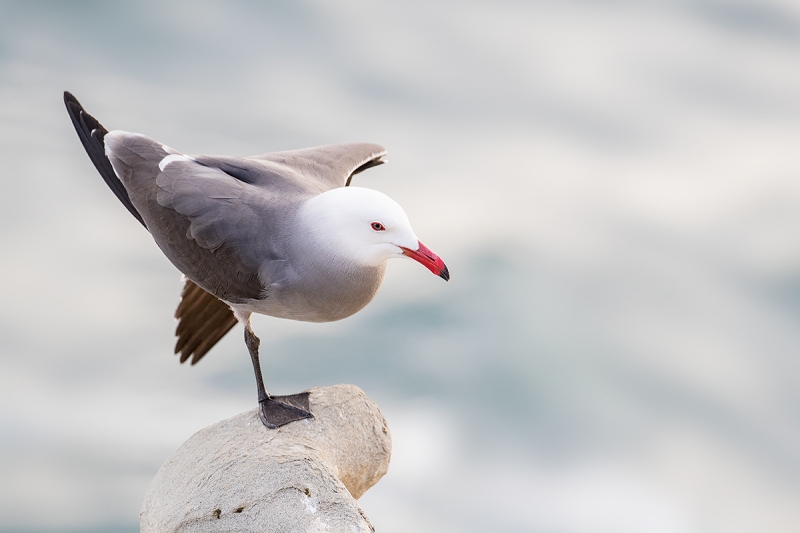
[[371, 222, 386, 231]]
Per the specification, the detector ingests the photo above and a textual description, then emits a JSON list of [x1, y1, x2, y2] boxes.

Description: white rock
[[141, 384, 391, 533]]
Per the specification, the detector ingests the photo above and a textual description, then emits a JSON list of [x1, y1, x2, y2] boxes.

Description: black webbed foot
[[258, 391, 314, 429]]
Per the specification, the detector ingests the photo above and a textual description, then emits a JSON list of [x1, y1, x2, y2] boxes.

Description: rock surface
[[140, 384, 391, 533]]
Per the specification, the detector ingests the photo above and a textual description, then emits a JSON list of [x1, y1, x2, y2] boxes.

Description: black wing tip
[[63, 91, 148, 229], [63, 91, 87, 124], [63, 91, 108, 137], [63, 91, 82, 127], [345, 156, 387, 186]]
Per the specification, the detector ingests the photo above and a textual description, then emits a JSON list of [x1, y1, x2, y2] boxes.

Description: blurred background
[[1, 1, 799, 532]]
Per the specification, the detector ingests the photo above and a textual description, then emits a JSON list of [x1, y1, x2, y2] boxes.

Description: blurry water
[[1, 1, 800, 532]]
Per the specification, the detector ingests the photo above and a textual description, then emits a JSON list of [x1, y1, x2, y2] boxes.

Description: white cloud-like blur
[[1, 1, 799, 532]]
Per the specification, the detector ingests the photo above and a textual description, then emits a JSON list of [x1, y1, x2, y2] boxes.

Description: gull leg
[[244, 324, 268, 403], [239, 313, 313, 429]]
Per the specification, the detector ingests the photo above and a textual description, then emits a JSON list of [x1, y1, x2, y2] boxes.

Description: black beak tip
[[439, 265, 450, 282]]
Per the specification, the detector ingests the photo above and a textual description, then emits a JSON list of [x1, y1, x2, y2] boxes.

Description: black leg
[[244, 324, 313, 429], [244, 325, 269, 403]]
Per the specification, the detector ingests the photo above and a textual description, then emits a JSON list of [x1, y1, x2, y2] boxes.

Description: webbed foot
[[258, 391, 313, 429]]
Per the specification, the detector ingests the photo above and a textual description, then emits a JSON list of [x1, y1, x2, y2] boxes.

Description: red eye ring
[[371, 222, 386, 231]]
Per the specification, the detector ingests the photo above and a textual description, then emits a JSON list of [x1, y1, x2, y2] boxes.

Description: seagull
[[64, 92, 449, 429]]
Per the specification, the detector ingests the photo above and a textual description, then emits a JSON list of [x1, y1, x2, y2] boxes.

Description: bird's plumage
[[174, 278, 238, 364], [64, 91, 448, 428], [63, 92, 147, 227], [65, 91, 389, 362]]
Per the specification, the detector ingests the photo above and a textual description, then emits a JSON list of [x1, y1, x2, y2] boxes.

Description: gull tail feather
[[175, 278, 238, 365]]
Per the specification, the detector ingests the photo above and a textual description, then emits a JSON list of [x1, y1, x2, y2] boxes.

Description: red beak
[[401, 241, 450, 281]]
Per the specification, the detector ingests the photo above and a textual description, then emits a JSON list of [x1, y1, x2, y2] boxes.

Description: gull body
[[64, 92, 448, 428]]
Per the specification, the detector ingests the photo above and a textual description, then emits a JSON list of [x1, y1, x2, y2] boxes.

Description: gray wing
[[104, 131, 303, 303], [249, 143, 387, 188]]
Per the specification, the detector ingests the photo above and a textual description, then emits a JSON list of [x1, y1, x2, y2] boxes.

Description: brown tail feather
[[174, 279, 238, 365]]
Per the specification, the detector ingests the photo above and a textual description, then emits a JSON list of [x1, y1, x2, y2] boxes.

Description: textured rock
[[141, 384, 391, 533]]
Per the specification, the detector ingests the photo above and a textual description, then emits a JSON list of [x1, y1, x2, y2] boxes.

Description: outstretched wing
[[249, 143, 387, 189]]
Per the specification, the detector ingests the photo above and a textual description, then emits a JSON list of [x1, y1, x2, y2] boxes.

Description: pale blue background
[[1, 1, 800, 532]]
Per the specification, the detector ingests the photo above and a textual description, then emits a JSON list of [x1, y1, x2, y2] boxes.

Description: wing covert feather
[[104, 132, 291, 302]]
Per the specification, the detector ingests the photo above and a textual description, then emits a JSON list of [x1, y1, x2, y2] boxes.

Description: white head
[[299, 187, 449, 279]]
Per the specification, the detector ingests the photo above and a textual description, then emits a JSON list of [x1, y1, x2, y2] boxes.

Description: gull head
[[300, 187, 449, 280]]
